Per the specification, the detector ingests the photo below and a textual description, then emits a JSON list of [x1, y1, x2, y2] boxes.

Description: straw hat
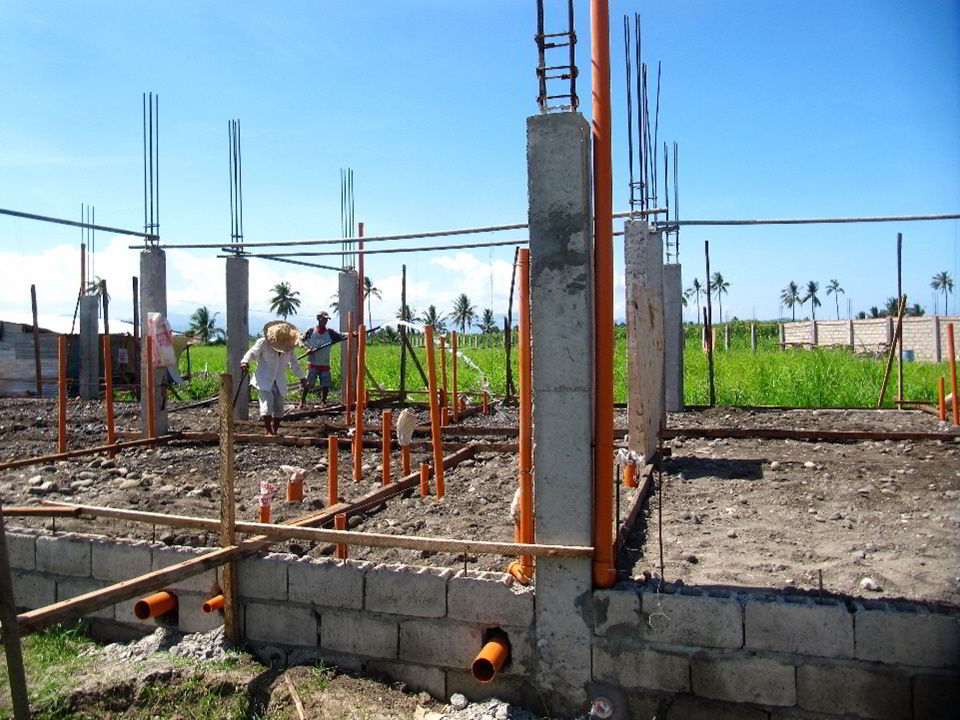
[[263, 321, 300, 353]]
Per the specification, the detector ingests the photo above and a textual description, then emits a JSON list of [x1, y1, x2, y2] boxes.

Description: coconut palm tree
[[187, 306, 225, 343], [269, 282, 301, 319], [419, 305, 447, 332], [908, 303, 925, 317], [685, 278, 704, 321], [395, 302, 415, 322], [450, 293, 477, 333], [710, 272, 730, 322], [780, 281, 802, 321], [930, 271, 954, 315], [803, 281, 822, 320], [363, 276, 381, 327], [885, 296, 901, 317], [825, 279, 844, 319], [869, 306, 881, 319], [479, 308, 497, 334]]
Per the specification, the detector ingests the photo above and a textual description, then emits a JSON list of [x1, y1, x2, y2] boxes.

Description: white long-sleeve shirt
[[242, 338, 304, 391]]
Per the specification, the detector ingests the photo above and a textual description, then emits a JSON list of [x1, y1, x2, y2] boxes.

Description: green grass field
[[176, 325, 949, 408]]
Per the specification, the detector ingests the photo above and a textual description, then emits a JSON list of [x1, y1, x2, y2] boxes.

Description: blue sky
[[0, 0, 957, 332]]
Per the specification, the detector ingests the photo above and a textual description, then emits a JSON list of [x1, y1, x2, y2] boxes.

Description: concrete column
[[226, 256, 249, 419], [625, 220, 664, 461], [779, 323, 786, 350], [78, 296, 99, 400], [723, 324, 731, 350], [933, 316, 942, 363], [527, 111, 593, 715], [338, 270, 359, 402], [812, 320, 819, 347], [663, 263, 684, 412], [750, 323, 757, 352], [139, 249, 168, 435], [848, 319, 855, 351]]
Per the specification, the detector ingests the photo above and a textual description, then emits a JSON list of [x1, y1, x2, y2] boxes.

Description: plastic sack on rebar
[[395, 408, 416, 447], [147, 312, 177, 368]]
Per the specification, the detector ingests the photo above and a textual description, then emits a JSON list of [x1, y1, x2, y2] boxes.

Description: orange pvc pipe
[[345, 311, 354, 425], [402, 445, 411, 477], [354, 324, 366, 482], [146, 335, 157, 440], [259, 504, 271, 524], [287, 479, 303, 503], [134, 590, 177, 620], [439, 336, 448, 403], [328, 435, 339, 507], [949, 323, 959, 425], [103, 335, 116, 452], [591, 0, 616, 588], [335, 512, 347, 559], [382, 409, 392, 486], [203, 594, 225, 613], [624, 464, 637, 488], [517, 249, 533, 579], [938, 376, 947, 421], [57, 335, 67, 453], [420, 462, 429, 497], [424, 325, 445, 501], [471, 630, 511, 683], [452, 330, 459, 422]]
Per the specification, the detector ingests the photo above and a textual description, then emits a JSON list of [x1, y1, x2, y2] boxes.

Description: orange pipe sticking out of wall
[[328, 435, 339, 507], [134, 590, 177, 620], [471, 630, 511, 683], [354, 324, 367, 482], [624, 464, 637, 488], [57, 335, 67, 453], [335, 512, 347, 559], [402, 446, 411, 478], [516, 249, 534, 580], [452, 331, 459, 423], [381, 409, 392, 486], [949, 323, 959, 425], [424, 325, 445, 501], [345, 311, 354, 425], [146, 335, 157, 440], [591, 0, 616, 589], [202, 594, 225, 613], [103, 335, 116, 452], [420, 462, 429, 497], [938, 376, 947, 421]]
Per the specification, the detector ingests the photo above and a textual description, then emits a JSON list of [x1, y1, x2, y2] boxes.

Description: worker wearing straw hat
[[241, 321, 305, 435]]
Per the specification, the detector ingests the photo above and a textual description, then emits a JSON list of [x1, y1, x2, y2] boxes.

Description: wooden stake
[[401, 330, 429, 389], [877, 296, 907, 408], [327, 435, 338, 507], [399, 264, 407, 399], [58, 335, 67, 453], [0, 506, 31, 719], [451, 330, 459, 423], [896, 233, 903, 403], [218, 373, 240, 644], [949, 322, 959, 425], [381, 409, 392, 486], [30, 285, 42, 397]]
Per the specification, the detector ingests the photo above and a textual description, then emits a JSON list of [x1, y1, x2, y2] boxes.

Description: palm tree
[[908, 303, 925, 317], [930, 271, 954, 315], [685, 278, 704, 321], [269, 282, 301, 319], [780, 281, 802, 321], [825, 279, 844, 319], [710, 273, 730, 323], [450, 293, 477, 333], [884, 296, 900, 317], [869, 306, 881, 319], [395, 302, 415, 322], [363, 276, 381, 327], [803, 281, 822, 319], [329, 293, 340, 316], [187, 306, 225, 343], [419, 305, 447, 332], [479, 308, 497, 334]]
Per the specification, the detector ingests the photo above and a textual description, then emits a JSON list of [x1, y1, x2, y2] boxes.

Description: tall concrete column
[[848, 319, 855, 350], [139, 249, 168, 435], [663, 263, 684, 412], [527, 112, 594, 714], [338, 270, 359, 402], [226, 256, 249, 419], [625, 220, 664, 462], [78, 295, 100, 400], [933, 316, 942, 362]]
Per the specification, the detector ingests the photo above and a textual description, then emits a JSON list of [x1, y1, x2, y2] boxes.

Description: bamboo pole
[[424, 325, 445, 498], [451, 330, 459, 423], [57, 335, 67, 453], [399, 264, 408, 400], [0, 434, 177, 473], [0, 506, 31, 719], [31, 284, 42, 397], [896, 233, 903, 403], [353, 324, 366, 482], [327, 435, 338, 507], [877, 296, 907, 408], [949, 323, 959, 425], [103, 335, 116, 452], [218, 373, 240, 644]]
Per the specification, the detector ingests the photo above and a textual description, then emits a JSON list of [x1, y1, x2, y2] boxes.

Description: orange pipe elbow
[[203, 594, 225, 613], [471, 630, 511, 683], [506, 560, 531, 586], [134, 590, 177, 620]]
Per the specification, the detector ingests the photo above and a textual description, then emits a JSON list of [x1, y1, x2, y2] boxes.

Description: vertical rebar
[[623, 16, 635, 212], [567, 0, 577, 108], [536, 0, 547, 111]]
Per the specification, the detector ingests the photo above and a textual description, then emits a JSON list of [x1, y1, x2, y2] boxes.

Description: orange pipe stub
[[471, 630, 511, 683], [259, 505, 271, 524], [134, 590, 177, 620], [624, 464, 637, 488], [203, 594, 225, 613], [287, 480, 303, 503]]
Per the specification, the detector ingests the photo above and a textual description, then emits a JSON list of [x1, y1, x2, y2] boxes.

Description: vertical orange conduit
[[424, 325, 445, 501], [420, 462, 429, 497], [354, 324, 367, 482], [335, 512, 347, 558], [345, 311, 354, 426], [103, 335, 116, 452], [516, 249, 534, 580], [948, 323, 959, 425], [591, 0, 616, 588], [938, 376, 947, 422], [381, 409, 392, 486], [146, 334, 157, 440], [327, 435, 339, 507], [57, 335, 67, 453], [452, 331, 459, 423], [439, 336, 448, 408]]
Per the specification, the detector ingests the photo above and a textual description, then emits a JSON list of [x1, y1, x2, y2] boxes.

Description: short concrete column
[[625, 220, 665, 461], [663, 263, 684, 412], [78, 295, 100, 400], [750, 323, 757, 352], [226, 256, 249, 419], [527, 111, 593, 714], [139, 248, 168, 435], [811, 320, 819, 347]]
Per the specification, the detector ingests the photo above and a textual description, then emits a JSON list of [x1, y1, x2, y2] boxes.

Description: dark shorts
[[306, 367, 332, 389]]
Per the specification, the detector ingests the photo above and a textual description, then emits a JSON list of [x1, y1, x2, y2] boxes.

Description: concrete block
[[288, 558, 365, 610], [593, 585, 642, 636], [913, 672, 960, 720], [447, 571, 533, 627], [365, 660, 446, 699], [5, 532, 35, 570], [399, 618, 482, 668], [92, 539, 152, 582], [288, 647, 362, 672], [446, 670, 528, 707], [321, 609, 397, 659], [692, 652, 796, 707], [36, 534, 91, 577], [642, 588, 743, 649], [56, 577, 114, 620], [797, 661, 910, 719], [237, 553, 292, 601], [365, 564, 449, 618], [855, 602, 960, 668], [11, 570, 55, 609], [745, 596, 853, 658], [151, 545, 218, 594], [244, 601, 317, 645], [593, 638, 690, 693], [177, 592, 224, 635], [664, 694, 768, 720]]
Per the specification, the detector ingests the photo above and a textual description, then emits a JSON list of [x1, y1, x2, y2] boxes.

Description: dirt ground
[[1, 397, 958, 603]]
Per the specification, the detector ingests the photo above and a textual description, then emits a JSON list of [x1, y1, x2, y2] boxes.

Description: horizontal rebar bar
[[660, 212, 960, 227], [218, 238, 527, 259], [0, 208, 151, 239]]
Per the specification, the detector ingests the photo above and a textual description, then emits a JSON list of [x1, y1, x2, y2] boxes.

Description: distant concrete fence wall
[[782, 315, 959, 362]]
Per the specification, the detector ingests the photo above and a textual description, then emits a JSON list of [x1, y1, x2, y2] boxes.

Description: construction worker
[[300, 311, 344, 408], [241, 321, 305, 436]]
